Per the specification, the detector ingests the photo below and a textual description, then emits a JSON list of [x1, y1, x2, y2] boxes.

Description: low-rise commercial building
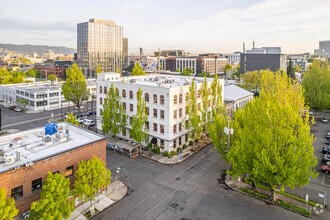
[[224, 84, 253, 115], [0, 123, 106, 215], [34, 61, 73, 79], [97, 73, 224, 152]]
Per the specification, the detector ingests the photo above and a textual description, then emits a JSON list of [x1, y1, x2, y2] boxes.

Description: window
[[179, 94, 183, 104], [153, 109, 157, 118], [160, 125, 164, 134], [161, 140, 164, 148], [160, 110, 164, 119], [100, 109, 103, 115], [32, 178, 42, 191], [185, 92, 189, 102], [11, 185, 23, 200], [197, 90, 201, 98], [145, 107, 149, 115], [179, 108, 182, 117], [130, 104, 133, 112], [173, 95, 177, 105], [173, 139, 177, 148], [185, 134, 188, 142], [153, 94, 157, 104], [122, 89, 126, 98], [123, 102, 126, 111], [160, 95, 164, 105], [130, 117, 132, 125], [179, 123, 182, 132], [53, 171, 59, 174], [104, 86, 107, 94], [145, 93, 149, 102], [179, 137, 182, 146], [129, 90, 133, 99], [65, 166, 74, 177], [153, 123, 157, 132], [100, 97, 102, 105], [123, 129, 126, 136], [99, 86, 102, 94], [173, 110, 177, 119], [173, 124, 177, 134], [146, 121, 149, 129]]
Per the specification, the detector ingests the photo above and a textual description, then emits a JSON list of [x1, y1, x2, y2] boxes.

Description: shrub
[[276, 200, 311, 217], [195, 138, 199, 142], [239, 188, 269, 200], [163, 151, 169, 157], [119, 137, 123, 140], [155, 146, 160, 154], [183, 144, 187, 149], [177, 147, 182, 152], [189, 141, 193, 146], [170, 151, 176, 157], [147, 143, 152, 150], [276, 190, 317, 206]]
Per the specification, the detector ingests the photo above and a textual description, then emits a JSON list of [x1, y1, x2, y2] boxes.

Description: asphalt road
[[97, 145, 306, 220]]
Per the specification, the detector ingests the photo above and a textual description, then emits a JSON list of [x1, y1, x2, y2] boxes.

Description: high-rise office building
[[77, 19, 123, 78]]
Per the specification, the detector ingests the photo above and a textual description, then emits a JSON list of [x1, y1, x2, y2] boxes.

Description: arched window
[[104, 86, 107, 94], [153, 94, 157, 104], [160, 95, 164, 105], [145, 93, 149, 102], [122, 89, 126, 98], [173, 95, 177, 105], [129, 90, 133, 99], [179, 94, 183, 104], [99, 86, 102, 94], [197, 90, 201, 98], [185, 92, 189, 102]]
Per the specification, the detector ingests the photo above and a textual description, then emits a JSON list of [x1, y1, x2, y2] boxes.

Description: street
[[98, 145, 306, 220]]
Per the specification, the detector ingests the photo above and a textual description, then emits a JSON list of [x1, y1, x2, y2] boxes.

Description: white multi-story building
[[97, 73, 224, 152], [0, 80, 96, 111], [226, 53, 240, 65], [176, 57, 198, 74]]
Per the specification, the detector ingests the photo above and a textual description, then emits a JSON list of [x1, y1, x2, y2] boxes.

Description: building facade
[[0, 80, 96, 111], [226, 53, 240, 65], [0, 123, 106, 215], [77, 19, 123, 78], [34, 61, 72, 79], [96, 73, 224, 153], [240, 53, 286, 74]]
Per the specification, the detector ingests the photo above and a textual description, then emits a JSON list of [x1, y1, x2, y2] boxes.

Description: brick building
[[0, 123, 106, 216], [34, 61, 72, 79]]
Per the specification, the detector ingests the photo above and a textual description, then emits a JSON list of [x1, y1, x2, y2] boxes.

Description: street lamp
[[224, 119, 234, 153]]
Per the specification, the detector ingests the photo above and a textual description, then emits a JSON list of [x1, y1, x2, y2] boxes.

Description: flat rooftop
[[224, 84, 253, 101], [0, 123, 105, 174]]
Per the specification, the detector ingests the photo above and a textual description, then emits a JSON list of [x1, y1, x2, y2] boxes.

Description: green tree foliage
[[131, 62, 146, 76], [232, 63, 241, 80], [175, 68, 181, 72], [0, 69, 10, 78], [210, 74, 224, 118], [28, 172, 74, 220], [47, 74, 57, 82], [239, 70, 261, 93], [62, 64, 89, 112], [65, 113, 80, 126], [223, 63, 233, 72], [294, 65, 302, 73], [197, 72, 211, 78], [96, 65, 103, 74], [18, 99, 28, 110], [74, 156, 111, 206], [227, 70, 318, 201], [130, 88, 149, 151], [35, 69, 41, 78], [0, 188, 18, 220], [287, 58, 295, 80], [186, 80, 202, 148], [302, 60, 330, 111], [180, 68, 193, 76], [102, 84, 127, 136], [200, 76, 209, 132], [27, 69, 36, 77]]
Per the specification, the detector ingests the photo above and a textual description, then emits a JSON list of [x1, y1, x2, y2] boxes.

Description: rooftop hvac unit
[[65, 129, 70, 136], [56, 131, 66, 142], [38, 129, 45, 137], [4, 152, 15, 165], [42, 135, 52, 145]]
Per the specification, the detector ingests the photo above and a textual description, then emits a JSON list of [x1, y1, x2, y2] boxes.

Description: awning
[[150, 137, 157, 144]]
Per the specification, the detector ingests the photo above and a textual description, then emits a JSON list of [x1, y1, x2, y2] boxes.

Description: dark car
[[327, 135, 330, 140], [323, 154, 330, 162], [323, 146, 330, 154], [89, 110, 97, 115], [327, 140, 330, 145], [9, 105, 16, 110], [321, 165, 330, 174]]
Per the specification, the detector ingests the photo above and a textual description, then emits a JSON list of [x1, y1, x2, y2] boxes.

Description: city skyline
[[0, 0, 330, 54]]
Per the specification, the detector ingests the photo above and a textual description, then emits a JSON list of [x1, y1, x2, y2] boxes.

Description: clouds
[[0, 0, 329, 53]]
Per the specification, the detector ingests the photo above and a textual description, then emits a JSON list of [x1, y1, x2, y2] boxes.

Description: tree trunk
[[270, 188, 276, 202]]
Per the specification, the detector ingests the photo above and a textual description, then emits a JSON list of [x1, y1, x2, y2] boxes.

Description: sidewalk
[[68, 181, 127, 220], [225, 175, 329, 218], [142, 137, 212, 164]]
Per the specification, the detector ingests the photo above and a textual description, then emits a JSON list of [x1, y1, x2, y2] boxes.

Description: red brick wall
[[0, 139, 106, 215]]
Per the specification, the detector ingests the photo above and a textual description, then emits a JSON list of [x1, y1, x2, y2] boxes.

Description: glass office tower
[[77, 19, 123, 78]]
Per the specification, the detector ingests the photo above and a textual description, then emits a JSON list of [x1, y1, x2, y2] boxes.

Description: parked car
[[327, 135, 330, 140], [321, 165, 330, 174], [323, 146, 330, 154], [77, 117, 85, 123], [75, 106, 84, 110], [327, 139, 330, 145], [323, 154, 330, 162], [64, 114, 68, 119], [9, 105, 16, 110], [4, 104, 10, 108], [88, 110, 97, 115], [83, 119, 94, 126], [321, 118, 328, 123], [309, 111, 314, 115], [14, 108, 22, 112], [115, 145, 123, 151], [106, 142, 114, 150]]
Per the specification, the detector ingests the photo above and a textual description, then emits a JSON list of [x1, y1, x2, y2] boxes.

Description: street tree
[[223, 63, 233, 73], [27, 69, 36, 77], [0, 188, 18, 220], [287, 57, 295, 80], [210, 74, 224, 118], [200, 76, 209, 132], [175, 68, 181, 72], [302, 60, 330, 111], [102, 84, 127, 136], [18, 99, 28, 110], [74, 156, 111, 207], [294, 65, 302, 73], [180, 68, 193, 76], [65, 113, 80, 126], [239, 70, 261, 93], [62, 64, 89, 113], [227, 70, 318, 201], [28, 172, 74, 220], [47, 74, 57, 82], [130, 88, 149, 152], [186, 80, 202, 149], [131, 62, 146, 76]]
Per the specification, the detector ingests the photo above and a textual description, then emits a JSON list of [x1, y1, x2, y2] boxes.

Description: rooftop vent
[[42, 135, 52, 145]]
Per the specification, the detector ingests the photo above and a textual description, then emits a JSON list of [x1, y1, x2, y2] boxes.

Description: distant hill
[[0, 43, 76, 55]]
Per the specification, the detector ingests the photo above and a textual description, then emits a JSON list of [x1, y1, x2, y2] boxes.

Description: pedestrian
[[252, 180, 256, 189]]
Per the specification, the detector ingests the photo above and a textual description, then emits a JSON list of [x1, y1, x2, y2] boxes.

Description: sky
[[0, 0, 330, 55]]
